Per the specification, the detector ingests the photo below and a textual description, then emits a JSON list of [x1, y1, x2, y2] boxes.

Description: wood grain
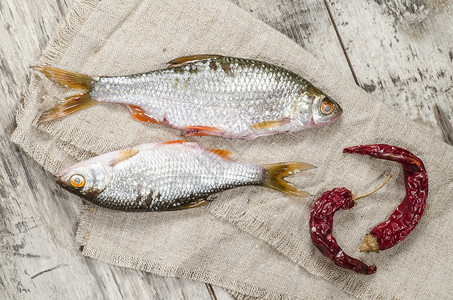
[[232, 0, 355, 81], [0, 0, 224, 299], [325, 0, 453, 139], [1, 0, 452, 299]]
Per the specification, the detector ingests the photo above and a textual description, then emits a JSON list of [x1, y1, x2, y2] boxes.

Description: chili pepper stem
[[353, 174, 392, 201], [359, 234, 379, 252]]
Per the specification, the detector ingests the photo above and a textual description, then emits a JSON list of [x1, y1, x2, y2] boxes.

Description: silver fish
[[55, 140, 315, 211], [35, 55, 342, 139]]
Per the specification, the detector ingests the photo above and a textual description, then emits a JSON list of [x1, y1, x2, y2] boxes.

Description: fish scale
[[92, 143, 264, 210], [36, 55, 342, 138], [55, 141, 316, 211]]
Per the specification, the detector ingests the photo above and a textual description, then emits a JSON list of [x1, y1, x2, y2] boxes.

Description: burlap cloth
[[12, 0, 453, 299]]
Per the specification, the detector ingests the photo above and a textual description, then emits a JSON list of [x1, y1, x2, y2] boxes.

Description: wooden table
[[1, 0, 452, 299]]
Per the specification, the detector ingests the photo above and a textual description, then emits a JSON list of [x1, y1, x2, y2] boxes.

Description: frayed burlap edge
[[11, 0, 99, 169]]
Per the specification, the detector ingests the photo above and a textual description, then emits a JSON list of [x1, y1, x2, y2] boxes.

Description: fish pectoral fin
[[127, 105, 164, 124], [207, 149, 233, 160], [168, 55, 221, 67], [166, 199, 211, 211], [186, 132, 210, 137], [161, 140, 189, 145], [108, 147, 140, 167], [251, 118, 291, 130], [184, 125, 224, 135]]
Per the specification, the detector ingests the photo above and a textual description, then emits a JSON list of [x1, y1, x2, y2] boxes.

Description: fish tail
[[32, 66, 93, 90], [39, 92, 97, 122], [261, 162, 315, 196], [33, 66, 98, 122]]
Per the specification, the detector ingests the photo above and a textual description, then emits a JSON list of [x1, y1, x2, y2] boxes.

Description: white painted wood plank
[[232, 0, 355, 81], [2, 0, 452, 299], [2, 0, 357, 298], [325, 0, 453, 140], [212, 285, 238, 300], [0, 0, 217, 299]]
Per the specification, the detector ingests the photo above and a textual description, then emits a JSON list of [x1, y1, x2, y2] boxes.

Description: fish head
[[310, 94, 343, 126], [55, 159, 112, 201]]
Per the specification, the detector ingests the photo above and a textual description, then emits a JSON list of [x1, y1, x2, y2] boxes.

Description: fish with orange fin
[[34, 55, 342, 139], [55, 140, 315, 211]]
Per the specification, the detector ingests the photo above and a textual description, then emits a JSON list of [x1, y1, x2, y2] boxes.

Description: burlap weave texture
[[12, 0, 453, 299]]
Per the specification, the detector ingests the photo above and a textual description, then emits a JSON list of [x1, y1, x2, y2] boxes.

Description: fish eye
[[70, 174, 85, 188], [321, 100, 334, 115]]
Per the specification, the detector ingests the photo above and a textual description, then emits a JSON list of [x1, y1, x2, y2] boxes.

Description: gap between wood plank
[[205, 283, 218, 300], [434, 104, 453, 145], [322, 0, 359, 85]]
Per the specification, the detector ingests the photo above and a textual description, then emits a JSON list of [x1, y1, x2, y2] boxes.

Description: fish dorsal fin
[[168, 55, 221, 67], [161, 140, 189, 145], [207, 149, 233, 160], [108, 148, 139, 167], [166, 199, 211, 211]]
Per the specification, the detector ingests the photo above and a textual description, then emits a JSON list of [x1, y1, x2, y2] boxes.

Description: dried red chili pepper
[[343, 144, 428, 252], [309, 175, 391, 275]]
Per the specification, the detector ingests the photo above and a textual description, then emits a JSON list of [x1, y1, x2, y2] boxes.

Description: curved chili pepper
[[343, 144, 428, 252], [310, 188, 377, 275]]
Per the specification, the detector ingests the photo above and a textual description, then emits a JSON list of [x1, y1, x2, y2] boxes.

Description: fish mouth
[[54, 164, 76, 179], [53, 170, 76, 191], [331, 110, 343, 122], [54, 168, 71, 186], [54, 170, 67, 180], [54, 174, 67, 188], [326, 105, 343, 123]]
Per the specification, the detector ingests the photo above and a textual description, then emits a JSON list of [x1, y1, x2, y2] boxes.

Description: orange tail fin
[[39, 93, 97, 122], [262, 162, 315, 196], [33, 66, 98, 122], [33, 66, 93, 89]]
